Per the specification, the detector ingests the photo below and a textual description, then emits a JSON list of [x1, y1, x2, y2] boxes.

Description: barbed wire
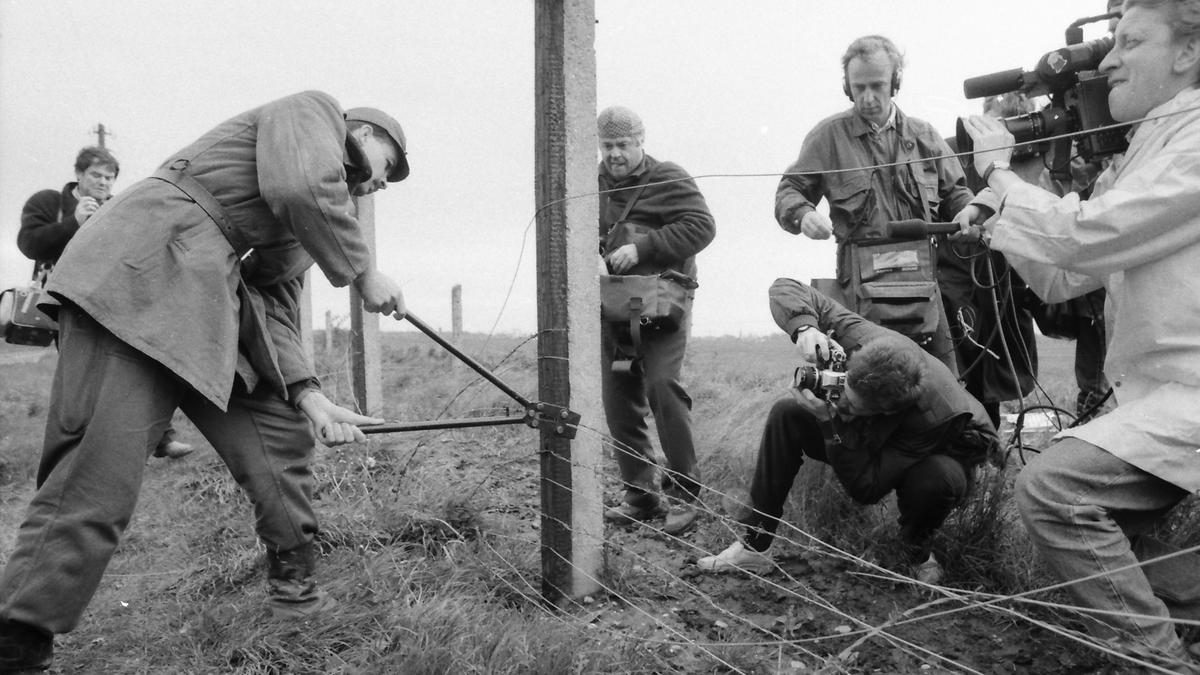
[[479, 102, 1200, 342], [460, 105, 1191, 464], [497, 469, 982, 673], [326, 370, 1200, 674], [86, 320, 1186, 671], [302, 102, 1200, 671], [560, 421, 1200, 671]]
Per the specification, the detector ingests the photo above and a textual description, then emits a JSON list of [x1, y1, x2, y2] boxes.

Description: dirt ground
[[401, 416, 1127, 673], [547, 338, 1125, 674], [0, 337, 1156, 673], [592, 526, 1112, 673]]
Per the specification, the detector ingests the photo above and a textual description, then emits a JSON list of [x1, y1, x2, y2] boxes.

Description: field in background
[[0, 331, 1191, 673]]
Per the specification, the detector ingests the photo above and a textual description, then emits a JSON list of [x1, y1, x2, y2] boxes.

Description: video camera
[[956, 12, 1129, 180], [792, 344, 847, 403]]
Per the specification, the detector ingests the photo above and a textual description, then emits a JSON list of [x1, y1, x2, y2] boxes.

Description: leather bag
[[0, 284, 57, 346], [600, 269, 697, 332]]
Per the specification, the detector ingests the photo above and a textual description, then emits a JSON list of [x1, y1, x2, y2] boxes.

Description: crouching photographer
[[695, 279, 998, 584], [960, 0, 1200, 667]]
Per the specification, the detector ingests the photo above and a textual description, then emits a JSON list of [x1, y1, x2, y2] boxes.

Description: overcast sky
[[0, 0, 1108, 337]]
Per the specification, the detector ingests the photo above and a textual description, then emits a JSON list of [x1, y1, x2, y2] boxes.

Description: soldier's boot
[[266, 543, 338, 620]]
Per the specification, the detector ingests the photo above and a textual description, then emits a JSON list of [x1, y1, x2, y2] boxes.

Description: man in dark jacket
[[697, 279, 998, 583], [598, 106, 716, 536], [17, 146, 193, 459], [0, 92, 410, 672], [18, 146, 118, 275]]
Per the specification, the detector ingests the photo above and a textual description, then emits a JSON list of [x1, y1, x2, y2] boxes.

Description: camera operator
[[961, 0, 1200, 664], [695, 279, 998, 584]]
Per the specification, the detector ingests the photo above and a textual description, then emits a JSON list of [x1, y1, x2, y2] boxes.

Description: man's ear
[[1174, 33, 1200, 78], [349, 122, 372, 142]]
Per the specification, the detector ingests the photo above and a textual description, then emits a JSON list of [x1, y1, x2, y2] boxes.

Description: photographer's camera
[[792, 346, 848, 403]]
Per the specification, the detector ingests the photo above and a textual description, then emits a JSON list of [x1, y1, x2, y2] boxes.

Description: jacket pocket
[[856, 280, 940, 341], [915, 165, 941, 213], [827, 171, 875, 231]]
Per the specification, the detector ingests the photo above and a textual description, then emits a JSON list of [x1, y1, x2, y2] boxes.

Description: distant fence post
[[324, 310, 334, 353], [534, 0, 602, 604], [300, 269, 315, 369], [348, 194, 383, 416], [451, 284, 463, 342]]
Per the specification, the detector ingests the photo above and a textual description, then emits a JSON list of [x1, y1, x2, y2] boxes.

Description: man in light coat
[[961, 0, 1200, 667]]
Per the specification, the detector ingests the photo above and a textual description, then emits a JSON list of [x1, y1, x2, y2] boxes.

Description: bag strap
[[628, 297, 644, 355], [28, 201, 66, 285], [151, 160, 253, 257], [617, 178, 651, 222], [150, 161, 288, 397], [605, 169, 654, 232], [31, 263, 51, 287]]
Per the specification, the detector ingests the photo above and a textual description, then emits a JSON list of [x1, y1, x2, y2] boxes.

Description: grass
[[0, 330, 1178, 673], [0, 346, 54, 485]]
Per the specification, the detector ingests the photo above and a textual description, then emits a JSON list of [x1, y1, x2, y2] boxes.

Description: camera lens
[[956, 106, 1073, 160], [1004, 108, 1071, 148], [793, 366, 818, 391]]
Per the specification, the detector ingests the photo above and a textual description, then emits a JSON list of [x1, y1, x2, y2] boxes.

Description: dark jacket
[[774, 106, 974, 284], [769, 278, 998, 503], [598, 154, 715, 278], [18, 182, 88, 272]]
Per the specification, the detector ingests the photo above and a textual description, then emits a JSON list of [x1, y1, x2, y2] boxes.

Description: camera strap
[[818, 411, 842, 446]]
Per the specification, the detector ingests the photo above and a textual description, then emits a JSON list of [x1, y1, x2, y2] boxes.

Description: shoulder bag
[[1, 265, 58, 346], [599, 172, 698, 337]]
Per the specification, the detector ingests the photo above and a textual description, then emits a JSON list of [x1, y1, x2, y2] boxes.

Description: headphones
[[843, 67, 902, 102]]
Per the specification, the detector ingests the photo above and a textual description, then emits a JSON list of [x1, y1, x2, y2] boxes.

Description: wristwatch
[[981, 159, 1011, 185]]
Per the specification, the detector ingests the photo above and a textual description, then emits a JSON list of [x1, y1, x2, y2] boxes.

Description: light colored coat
[[994, 87, 1200, 492], [47, 90, 372, 410]]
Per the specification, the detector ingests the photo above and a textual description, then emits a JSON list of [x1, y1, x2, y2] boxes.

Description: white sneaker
[[696, 541, 773, 574], [914, 554, 944, 585]]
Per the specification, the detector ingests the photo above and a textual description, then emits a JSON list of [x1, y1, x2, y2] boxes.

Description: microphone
[[962, 35, 1114, 100], [963, 68, 1028, 99], [887, 220, 961, 239]]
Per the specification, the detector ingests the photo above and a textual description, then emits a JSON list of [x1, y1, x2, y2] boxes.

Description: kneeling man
[[697, 279, 998, 582]]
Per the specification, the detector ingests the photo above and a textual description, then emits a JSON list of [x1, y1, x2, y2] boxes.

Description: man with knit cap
[[597, 105, 716, 536]]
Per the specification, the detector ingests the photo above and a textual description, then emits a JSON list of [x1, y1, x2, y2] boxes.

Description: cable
[[479, 105, 1200, 344]]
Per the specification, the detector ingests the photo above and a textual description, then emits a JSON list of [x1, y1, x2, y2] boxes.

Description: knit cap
[[597, 106, 644, 139]]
